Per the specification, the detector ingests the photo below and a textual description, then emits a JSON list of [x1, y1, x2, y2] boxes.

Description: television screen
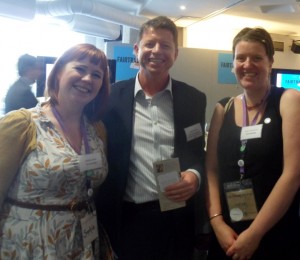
[[271, 68, 300, 91]]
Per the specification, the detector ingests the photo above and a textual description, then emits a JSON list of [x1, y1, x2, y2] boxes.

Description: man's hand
[[164, 171, 199, 201]]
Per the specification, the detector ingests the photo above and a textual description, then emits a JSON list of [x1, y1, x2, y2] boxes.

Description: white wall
[[170, 34, 300, 124]]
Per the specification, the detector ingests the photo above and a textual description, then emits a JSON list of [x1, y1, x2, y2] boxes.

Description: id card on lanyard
[[224, 179, 258, 222]]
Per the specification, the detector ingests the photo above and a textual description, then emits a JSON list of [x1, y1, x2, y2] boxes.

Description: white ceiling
[[0, 0, 299, 39], [99, 0, 300, 37]]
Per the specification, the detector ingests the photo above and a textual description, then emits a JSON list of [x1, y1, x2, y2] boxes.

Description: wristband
[[209, 213, 222, 221]]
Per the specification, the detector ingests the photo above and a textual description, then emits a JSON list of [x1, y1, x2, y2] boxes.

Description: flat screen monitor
[[271, 68, 300, 91]]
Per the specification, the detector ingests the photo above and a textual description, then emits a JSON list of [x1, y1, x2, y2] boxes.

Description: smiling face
[[233, 40, 273, 91], [57, 57, 104, 108], [134, 27, 178, 78]]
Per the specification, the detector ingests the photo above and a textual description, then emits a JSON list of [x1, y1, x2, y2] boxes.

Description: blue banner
[[218, 53, 237, 84], [114, 46, 139, 81]]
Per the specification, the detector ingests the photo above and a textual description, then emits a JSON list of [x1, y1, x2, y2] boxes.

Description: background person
[[4, 54, 42, 113], [95, 16, 207, 260], [0, 43, 113, 259], [205, 27, 300, 259]]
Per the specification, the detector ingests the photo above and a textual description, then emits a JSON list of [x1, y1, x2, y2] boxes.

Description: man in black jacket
[[96, 16, 207, 260]]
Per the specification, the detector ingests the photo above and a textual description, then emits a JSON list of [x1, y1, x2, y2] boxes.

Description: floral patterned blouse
[[0, 104, 108, 259]]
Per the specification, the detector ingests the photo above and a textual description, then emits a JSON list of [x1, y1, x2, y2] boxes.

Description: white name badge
[[81, 212, 98, 248], [79, 153, 102, 172], [240, 124, 263, 141], [184, 123, 203, 142]]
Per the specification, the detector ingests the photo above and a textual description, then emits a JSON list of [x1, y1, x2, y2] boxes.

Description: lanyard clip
[[239, 173, 244, 184]]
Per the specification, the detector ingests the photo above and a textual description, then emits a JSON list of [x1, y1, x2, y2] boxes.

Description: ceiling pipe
[[0, 0, 35, 21], [55, 14, 121, 39], [36, 0, 148, 29]]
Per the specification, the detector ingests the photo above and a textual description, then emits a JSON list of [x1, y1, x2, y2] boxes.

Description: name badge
[[81, 212, 98, 248], [240, 124, 263, 140], [79, 153, 102, 172], [184, 123, 203, 142], [223, 179, 258, 222]]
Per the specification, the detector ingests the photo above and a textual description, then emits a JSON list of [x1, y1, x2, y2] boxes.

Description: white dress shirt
[[123, 75, 200, 203]]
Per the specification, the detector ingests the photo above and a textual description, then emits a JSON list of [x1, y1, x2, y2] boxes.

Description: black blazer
[[5, 77, 38, 113], [95, 77, 207, 248]]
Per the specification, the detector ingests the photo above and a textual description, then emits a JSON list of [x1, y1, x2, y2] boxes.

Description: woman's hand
[[226, 228, 261, 260], [211, 217, 238, 253]]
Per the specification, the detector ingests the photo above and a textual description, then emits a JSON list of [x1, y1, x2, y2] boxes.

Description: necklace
[[246, 100, 264, 111], [245, 87, 271, 111]]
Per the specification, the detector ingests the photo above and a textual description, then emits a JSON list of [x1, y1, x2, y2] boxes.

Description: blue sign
[[279, 73, 300, 91], [114, 46, 139, 81], [218, 53, 237, 84]]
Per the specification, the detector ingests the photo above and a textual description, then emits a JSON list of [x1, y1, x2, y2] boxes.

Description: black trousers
[[118, 201, 195, 260]]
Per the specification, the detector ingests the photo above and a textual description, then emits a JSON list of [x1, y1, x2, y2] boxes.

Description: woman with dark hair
[[0, 43, 113, 259], [205, 27, 300, 259]]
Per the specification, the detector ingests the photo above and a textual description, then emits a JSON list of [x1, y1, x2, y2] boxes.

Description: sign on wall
[[218, 53, 237, 84], [114, 46, 139, 81]]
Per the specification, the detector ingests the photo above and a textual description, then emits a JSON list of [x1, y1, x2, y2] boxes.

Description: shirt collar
[[134, 73, 173, 98]]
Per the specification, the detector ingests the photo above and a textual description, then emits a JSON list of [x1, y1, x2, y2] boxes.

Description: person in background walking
[[5, 54, 42, 113]]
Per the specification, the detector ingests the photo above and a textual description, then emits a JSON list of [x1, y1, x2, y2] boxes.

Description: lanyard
[[242, 95, 261, 127], [51, 106, 93, 198], [238, 90, 269, 180], [51, 106, 90, 154]]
